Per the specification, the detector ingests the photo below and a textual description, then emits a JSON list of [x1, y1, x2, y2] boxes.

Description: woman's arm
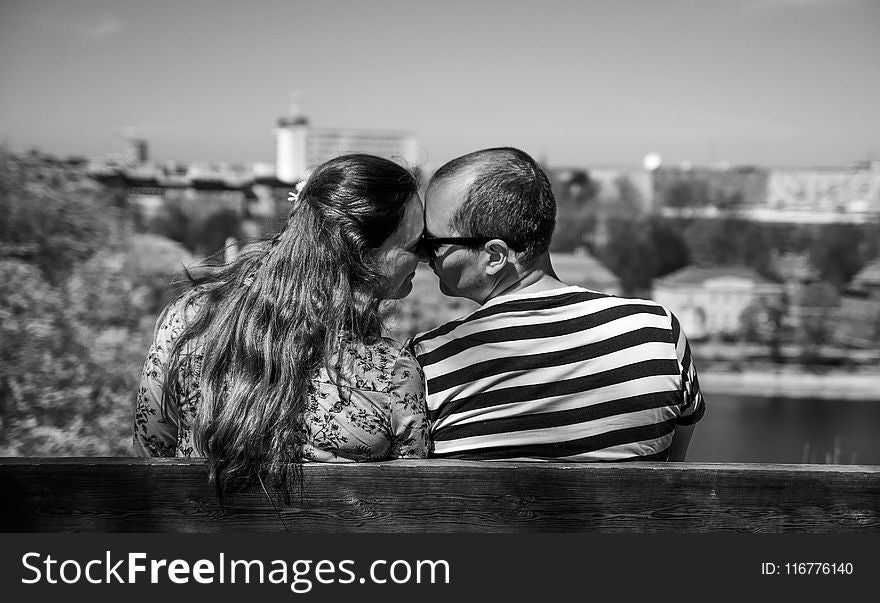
[[132, 308, 181, 457], [386, 347, 431, 459]]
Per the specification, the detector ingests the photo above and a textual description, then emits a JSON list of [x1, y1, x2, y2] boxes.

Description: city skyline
[[1, 0, 879, 170]]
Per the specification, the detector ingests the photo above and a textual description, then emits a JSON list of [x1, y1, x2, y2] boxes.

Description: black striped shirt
[[409, 286, 704, 460]]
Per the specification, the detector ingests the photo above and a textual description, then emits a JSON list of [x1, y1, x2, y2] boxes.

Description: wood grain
[[1, 459, 877, 532]]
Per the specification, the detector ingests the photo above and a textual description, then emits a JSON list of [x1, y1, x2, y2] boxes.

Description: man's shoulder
[[410, 286, 672, 349], [481, 285, 672, 319], [410, 312, 474, 352]]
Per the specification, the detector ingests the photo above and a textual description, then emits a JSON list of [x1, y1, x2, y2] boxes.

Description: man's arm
[[667, 310, 704, 461], [667, 423, 695, 461]]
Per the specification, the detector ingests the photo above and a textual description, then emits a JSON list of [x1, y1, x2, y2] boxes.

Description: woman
[[133, 154, 429, 495]]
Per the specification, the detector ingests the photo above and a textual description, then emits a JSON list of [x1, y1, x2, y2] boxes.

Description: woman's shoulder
[[356, 336, 417, 367], [325, 336, 415, 392], [152, 289, 206, 344]]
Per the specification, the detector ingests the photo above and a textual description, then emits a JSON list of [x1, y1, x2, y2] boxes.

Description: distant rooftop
[[655, 265, 773, 286], [277, 116, 309, 127], [252, 175, 295, 188], [852, 259, 880, 288]]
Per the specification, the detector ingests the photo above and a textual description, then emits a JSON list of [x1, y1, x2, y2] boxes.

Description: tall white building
[[275, 114, 310, 183], [275, 109, 419, 183]]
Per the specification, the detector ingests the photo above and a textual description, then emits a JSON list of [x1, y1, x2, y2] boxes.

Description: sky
[[1, 0, 878, 170]]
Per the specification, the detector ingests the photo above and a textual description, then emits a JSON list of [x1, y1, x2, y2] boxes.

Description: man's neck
[[483, 258, 566, 303]]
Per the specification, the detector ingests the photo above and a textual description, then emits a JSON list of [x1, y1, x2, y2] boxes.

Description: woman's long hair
[[161, 154, 418, 496]]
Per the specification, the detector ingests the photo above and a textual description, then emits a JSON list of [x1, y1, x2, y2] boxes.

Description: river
[[687, 393, 880, 464]]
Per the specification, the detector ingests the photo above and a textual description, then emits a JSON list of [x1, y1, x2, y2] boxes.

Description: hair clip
[[287, 169, 314, 204]]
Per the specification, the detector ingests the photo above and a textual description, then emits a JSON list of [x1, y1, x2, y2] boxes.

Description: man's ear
[[484, 239, 510, 276]]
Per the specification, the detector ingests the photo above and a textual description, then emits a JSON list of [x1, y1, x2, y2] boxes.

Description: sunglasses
[[418, 233, 524, 259]]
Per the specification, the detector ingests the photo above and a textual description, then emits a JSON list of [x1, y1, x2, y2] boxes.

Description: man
[[409, 147, 704, 461]]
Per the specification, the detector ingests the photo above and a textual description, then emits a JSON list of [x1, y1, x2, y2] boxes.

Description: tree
[[646, 216, 690, 279], [662, 178, 710, 212], [195, 209, 242, 259], [810, 224, 877, 288], [0, 256, 152, 456], [66, 233, 194, 328], [0, 160, 174, 456], [550, 204, 597, 253], [0, 166, 123, 284], [609, 176, 644, 219], [596, 218, 655, 296], [148, 197, 195, 250], [740, 294, 788, 363], [798, 281, 840, 365], [548, 168, 600, 253], [125, 234, 194, 313], [0, 260, 126, 455], [682, 217, 776, 278], [590, 214, 689, 296]]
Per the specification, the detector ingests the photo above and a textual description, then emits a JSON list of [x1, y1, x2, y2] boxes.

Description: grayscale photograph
[[0, 0, 878, 548]]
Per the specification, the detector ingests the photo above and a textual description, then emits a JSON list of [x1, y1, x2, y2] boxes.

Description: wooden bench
[[1, 458, 878, 532]]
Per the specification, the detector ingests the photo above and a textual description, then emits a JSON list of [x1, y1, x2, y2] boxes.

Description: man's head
[[423, 147, 556, 302]]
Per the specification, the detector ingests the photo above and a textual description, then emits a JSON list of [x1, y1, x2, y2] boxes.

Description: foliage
[[809, 223, 880, 288], [196, 208, 241, 258], [0, 253, 175, 456], [607, 176, 644, 219], [739, 294, 788, 363], [798, 281, 841, 364], [0, 260, 141, 455], [547, 168, 600, 253], [146, 197, 195, 249], [666, 217, 880, 289], [0, 168, 123, 285], [548, 170, 689, 294], [0, 160, 192, 455], [148, 200, 243, 259], [65, 234, 193, 328], [594, 215, 689, 295], [676, 217, 777, 278], [645, 217, 690, 279], [595, 218, 655, 295], [663, 178, 711, 211]]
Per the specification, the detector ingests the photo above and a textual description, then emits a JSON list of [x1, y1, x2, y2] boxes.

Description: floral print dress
[[133, 295, 430, 461]]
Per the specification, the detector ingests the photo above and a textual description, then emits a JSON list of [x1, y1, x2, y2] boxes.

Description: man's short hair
[[429, 147, 556, 265]]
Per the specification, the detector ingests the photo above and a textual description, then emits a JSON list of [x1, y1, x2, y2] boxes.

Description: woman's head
[[164, 154, 423, 497], [288, 154, 423, 300]]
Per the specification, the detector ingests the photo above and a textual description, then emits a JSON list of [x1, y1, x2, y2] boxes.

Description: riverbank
[[699, 368, 880, 400]]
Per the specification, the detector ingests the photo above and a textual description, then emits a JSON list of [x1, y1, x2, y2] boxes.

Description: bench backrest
[[1, 458, 878, 532]]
